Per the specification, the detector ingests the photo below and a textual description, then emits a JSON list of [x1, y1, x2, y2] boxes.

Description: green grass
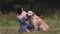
[[0, 12, 60, 34]]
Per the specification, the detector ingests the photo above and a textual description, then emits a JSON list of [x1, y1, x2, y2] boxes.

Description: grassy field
[[0, 12, 60, 34]]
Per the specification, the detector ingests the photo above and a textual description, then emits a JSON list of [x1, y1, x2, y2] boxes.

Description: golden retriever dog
[[27, 11, 49, 31]]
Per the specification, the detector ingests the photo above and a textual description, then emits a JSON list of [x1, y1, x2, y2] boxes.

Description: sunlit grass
[[0, 12, 18, 26]]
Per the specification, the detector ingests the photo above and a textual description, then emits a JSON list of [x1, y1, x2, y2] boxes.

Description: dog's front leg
[[32, 22, 37, 31], [32, 20, 38, 32], [33, 25, 38, 32]]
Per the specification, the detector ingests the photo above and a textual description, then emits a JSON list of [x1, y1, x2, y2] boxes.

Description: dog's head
[[27, 11, 35, 17]]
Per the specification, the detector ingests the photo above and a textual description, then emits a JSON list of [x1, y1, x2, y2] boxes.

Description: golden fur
[[28, 11, 49, 31]]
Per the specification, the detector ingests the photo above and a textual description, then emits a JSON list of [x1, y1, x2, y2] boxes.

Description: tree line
[[0, 0, 60, 15]]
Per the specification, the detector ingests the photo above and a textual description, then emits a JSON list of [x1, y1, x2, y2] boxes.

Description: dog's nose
[[29, 16, 31, 18]]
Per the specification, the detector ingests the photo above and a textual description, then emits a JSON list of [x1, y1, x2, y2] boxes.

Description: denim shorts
[[20, 21, 29, 30], [17, 17, 29, 30]]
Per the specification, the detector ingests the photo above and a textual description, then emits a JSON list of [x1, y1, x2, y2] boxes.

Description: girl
[[16, 8, 30, 32]]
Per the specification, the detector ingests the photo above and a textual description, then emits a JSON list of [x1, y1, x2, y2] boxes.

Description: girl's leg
[[20, 21, 30, 32], [24, 28, 30, 32]]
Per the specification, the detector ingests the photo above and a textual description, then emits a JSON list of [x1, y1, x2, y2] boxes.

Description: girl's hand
[[21, 20, 26, 24]]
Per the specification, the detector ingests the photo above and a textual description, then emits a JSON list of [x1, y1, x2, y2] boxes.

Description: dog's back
[[32, 14, 49, 31], [36, 16, 49, 31]]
